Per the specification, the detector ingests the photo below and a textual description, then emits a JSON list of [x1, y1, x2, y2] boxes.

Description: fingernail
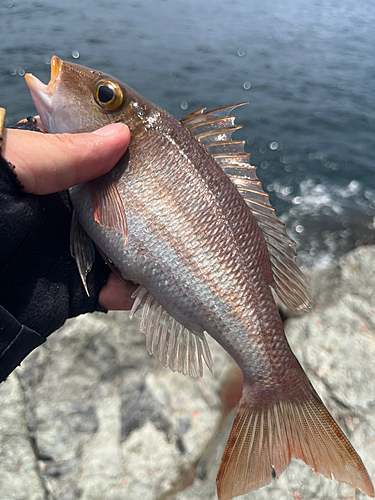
[[93, 123, 125, 136]]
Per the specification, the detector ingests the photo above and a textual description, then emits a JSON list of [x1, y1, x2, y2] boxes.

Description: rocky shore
[[1, 246, 374, 500]]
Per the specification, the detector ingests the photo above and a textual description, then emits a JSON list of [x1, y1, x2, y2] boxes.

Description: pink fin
[[181, 103, 313, 313], [217, 384, 374, 500], [129, 286, 213, 377], [88, 174, 127, 246], [181, 102, 249, 127]]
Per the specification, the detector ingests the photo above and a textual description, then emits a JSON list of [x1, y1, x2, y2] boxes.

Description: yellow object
[[0, 108, 5, 143]]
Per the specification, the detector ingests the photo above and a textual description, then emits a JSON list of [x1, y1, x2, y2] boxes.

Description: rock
[[0, 372, 46, 500], [0, 310, 235, 500], [1, 246, 375, 500]]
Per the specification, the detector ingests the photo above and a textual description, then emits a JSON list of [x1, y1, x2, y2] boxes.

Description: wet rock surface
[[1, 246, 375, 500]]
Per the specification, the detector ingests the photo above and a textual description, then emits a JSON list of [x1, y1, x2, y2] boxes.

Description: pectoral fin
[[88, 174, 128, 247]]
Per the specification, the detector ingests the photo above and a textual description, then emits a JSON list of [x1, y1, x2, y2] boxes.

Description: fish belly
[[69, 141, 272, 349]]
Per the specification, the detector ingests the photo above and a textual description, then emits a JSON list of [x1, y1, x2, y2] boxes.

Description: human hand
[[2, 123, 128, 194], [2, 124, 137, 311]]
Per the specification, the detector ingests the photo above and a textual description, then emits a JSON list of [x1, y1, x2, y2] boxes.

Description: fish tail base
[[216, 383, 374, 500]]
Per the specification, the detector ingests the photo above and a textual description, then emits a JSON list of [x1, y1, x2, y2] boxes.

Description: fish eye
[[94, 80, 124, 111]]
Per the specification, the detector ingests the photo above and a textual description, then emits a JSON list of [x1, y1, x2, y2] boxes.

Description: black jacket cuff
[[0, 304, 46, 382]]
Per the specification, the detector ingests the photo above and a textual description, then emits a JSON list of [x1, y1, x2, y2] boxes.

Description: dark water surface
[[1, 0, 374, 269]]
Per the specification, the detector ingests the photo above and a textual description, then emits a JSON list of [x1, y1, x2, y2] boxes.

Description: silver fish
[[25, 57, 374, 499]]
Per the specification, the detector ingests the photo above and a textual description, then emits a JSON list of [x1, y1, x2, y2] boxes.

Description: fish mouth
[[24, 56, 62, 131]]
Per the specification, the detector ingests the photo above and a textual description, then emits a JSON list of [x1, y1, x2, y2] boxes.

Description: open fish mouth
[[25, 56, 62, 129]]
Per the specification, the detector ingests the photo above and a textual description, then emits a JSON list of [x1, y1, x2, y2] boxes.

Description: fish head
[[25, 56, 150, 134]]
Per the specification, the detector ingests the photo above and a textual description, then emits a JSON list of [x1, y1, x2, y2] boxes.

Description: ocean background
[[1, 0, 374, 270]]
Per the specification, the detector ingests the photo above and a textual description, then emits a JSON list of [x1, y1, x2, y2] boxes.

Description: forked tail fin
[[216, 383, 374, 500]]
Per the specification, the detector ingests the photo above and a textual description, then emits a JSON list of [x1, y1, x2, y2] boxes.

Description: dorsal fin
[[129, 286, 213, 377], [181, 104, 313, 313]]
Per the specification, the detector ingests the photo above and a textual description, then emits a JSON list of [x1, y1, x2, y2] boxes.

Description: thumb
[[2, 123, 130, 195]]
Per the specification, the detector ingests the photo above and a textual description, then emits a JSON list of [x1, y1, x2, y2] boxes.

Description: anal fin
[[129, 286, 213, 377]]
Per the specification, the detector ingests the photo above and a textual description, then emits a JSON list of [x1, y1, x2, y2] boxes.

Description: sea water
[[1, 0, 374, 269]]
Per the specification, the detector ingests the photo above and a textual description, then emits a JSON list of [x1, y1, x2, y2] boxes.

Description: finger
[[2, 123, 130, 194], [98, 272, 138, 311]]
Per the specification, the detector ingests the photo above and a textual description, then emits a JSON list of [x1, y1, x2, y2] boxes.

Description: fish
[[25, 56, 374, 499]]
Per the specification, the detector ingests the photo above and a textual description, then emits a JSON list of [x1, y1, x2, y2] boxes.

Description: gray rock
[[1, 246, 375, 500], [0, 372, 46, 500], [0, 310, 234, 500]]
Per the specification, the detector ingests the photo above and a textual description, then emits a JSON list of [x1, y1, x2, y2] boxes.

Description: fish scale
[[121, 133, 258, 315], [25, 56, 374, 500]]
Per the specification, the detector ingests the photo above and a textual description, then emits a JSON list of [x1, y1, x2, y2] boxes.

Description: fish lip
[[24, 56, 62, 131], [50, 56, 62, 83]]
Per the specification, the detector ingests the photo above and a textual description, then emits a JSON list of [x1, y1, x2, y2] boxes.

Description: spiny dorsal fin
[[129, 286, 213, 377], [181, 104, 313, 313]]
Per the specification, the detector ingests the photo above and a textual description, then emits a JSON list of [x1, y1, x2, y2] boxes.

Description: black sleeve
[[0, 305, 46, 382], [0, 120, 111, 382]]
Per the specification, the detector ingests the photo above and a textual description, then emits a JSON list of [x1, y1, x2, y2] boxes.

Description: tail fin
[[216, 384, 374, 500]]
